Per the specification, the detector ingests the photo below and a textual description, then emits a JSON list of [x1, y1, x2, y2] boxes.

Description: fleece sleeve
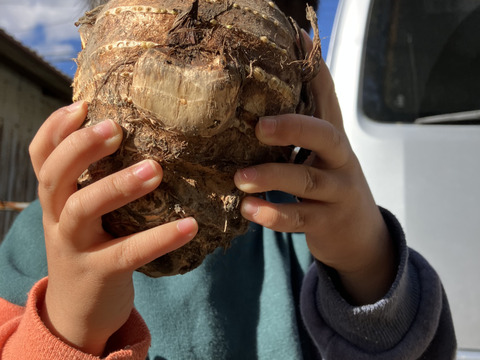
[[300, 208, 457, 360], [0, 277, 151, 360]]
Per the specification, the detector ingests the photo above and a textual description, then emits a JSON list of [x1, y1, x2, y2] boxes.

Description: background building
[[0, 28, 71, 239]]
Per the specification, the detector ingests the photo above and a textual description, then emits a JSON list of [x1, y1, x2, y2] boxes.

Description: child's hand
[[234, 57, 395, 305], [29, 102, 198, 355]]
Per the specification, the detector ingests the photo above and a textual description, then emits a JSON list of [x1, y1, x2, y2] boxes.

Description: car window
[[362, 0, 480, 124]]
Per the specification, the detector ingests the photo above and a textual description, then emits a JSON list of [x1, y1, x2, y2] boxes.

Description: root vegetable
[[73, 0, 321, 277]]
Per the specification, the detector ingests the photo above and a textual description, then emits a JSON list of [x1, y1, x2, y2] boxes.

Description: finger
[[255, 115, 351, 169], [311, 60, 344, 132], [301, 29, 344, 131], [38, 119, 123, 221], [301, 28, 313, 53], [59, 160, 163, 244], [235, 163, 341, 202], [239, 196, 325, 234], [94, 217, 198, 273], [29, 101, 88, 177]]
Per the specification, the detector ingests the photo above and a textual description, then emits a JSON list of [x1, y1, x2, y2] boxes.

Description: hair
[[276, 0, 319, 31], [86, 0, 319, 30]]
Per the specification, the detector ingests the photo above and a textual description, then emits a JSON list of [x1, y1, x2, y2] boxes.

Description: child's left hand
[[234, 59, 395, 305]]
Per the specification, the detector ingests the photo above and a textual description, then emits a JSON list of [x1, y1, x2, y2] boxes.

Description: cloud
[[0, 0, 89, 77]]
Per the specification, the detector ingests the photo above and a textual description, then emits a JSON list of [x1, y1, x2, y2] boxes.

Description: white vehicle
[[327, 0, 480, 357]]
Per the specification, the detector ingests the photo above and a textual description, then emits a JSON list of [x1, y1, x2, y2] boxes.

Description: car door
[[328, 0, 480, 356]]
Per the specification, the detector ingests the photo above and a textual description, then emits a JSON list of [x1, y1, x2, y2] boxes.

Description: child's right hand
[[29, 101, 198, 356]]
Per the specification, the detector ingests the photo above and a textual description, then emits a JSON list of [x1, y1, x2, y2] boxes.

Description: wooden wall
[[0, 61, 70, 240]]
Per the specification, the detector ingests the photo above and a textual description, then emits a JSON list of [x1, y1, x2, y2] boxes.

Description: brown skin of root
[[75, 0, 322, 276]]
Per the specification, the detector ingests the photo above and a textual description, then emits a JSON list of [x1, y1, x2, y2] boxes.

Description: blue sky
[[317, 0, 339, 58], [0, 0, 339, 79], [0, 0, 88, 77]]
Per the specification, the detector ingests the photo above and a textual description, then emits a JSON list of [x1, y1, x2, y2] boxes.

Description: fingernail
[[238, 167, 257, 182], [241, 201, 259, 217], [177, 217, 197, 236], [92, 119, 117, 139], [134, 160, 158, 181], [66, 101, 84, 113], [259, 117, 277, 137], [301, 28, 310, 38]]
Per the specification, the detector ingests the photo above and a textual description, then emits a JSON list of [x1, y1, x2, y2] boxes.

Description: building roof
[[0, 28, 72, 103]]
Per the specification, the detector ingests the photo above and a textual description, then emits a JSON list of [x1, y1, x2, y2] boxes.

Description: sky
[[0, 0, 339, 79]]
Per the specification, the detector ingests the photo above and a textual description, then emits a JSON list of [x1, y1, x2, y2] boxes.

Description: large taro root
[[73, 0, 322, 277]]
